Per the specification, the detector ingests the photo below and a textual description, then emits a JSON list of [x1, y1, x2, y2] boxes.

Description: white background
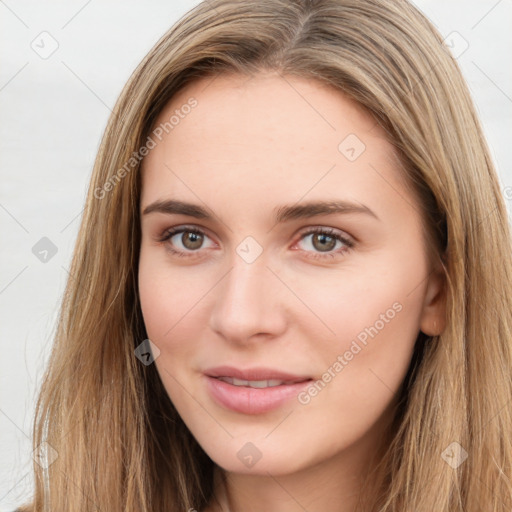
[[1, 1, 511, 509]]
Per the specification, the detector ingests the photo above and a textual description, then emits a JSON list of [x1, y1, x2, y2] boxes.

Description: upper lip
[[204, 366, 312, 383]]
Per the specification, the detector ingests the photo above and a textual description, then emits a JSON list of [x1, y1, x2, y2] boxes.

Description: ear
[[419, 261, 447, 336]]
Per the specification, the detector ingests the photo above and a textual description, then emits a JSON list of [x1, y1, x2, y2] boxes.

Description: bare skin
[[138, 71, 446, 512]]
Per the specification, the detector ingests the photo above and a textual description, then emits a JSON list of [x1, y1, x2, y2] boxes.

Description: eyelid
[[295, 225, 354, 244]]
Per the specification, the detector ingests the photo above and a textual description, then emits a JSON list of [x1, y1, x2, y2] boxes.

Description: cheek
[[138, 248, 208, 344], [138, 264, 174, 344], [282, 254, 424, 351], [288, 284, 423, 457], [292, 249, 425, 381], [138, 258, 205, 407], [295, 259, 426, 422]]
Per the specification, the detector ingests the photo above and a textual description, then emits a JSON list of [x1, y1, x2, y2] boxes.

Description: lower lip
[[205, 375, 312, 415]]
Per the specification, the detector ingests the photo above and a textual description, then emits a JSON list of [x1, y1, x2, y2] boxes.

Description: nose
[[208, 250, 288, 345]]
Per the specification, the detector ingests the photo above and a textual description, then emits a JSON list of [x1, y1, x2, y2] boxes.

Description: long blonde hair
[[18, 0, 512, 510]]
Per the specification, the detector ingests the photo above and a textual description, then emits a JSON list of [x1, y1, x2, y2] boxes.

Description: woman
[[16, 0, 512, 510]]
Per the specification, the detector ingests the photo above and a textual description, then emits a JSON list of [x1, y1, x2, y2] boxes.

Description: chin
[[196, 433, 317, 477]]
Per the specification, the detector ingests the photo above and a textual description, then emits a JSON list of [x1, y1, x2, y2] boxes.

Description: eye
[[157, 226, 215, 258], [156, 225, 354, 261], [294, 226, 354, 260]]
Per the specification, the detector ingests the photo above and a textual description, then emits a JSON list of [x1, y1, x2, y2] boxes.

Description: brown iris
[[181, 231, 203, 250], [311, 233, 336, 252]]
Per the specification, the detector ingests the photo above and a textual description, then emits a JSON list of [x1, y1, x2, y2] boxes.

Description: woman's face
[[138, 71, 445, 477]]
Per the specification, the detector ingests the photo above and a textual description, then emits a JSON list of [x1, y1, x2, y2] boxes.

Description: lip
[[204, 365, 311, 383], [204, 366, 313, 415]]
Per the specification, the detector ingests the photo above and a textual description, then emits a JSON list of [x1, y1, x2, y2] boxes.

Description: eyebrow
[[142, 199, 379, 223]]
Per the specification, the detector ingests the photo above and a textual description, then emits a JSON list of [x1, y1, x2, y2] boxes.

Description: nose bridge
[[209, 245, 285, 341]]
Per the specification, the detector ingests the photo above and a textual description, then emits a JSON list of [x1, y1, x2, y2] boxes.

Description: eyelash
[[156, 225, 354, 261]]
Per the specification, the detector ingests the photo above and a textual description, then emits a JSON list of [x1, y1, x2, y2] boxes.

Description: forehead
[[140, 72, 410, 223], [151, 71, 383, 151]]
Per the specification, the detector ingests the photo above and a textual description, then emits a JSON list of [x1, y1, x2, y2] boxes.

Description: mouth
[[203, 366, 313, 414]]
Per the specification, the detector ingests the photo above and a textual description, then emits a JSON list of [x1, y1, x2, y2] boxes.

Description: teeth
[[218, 377, 286, 388]]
